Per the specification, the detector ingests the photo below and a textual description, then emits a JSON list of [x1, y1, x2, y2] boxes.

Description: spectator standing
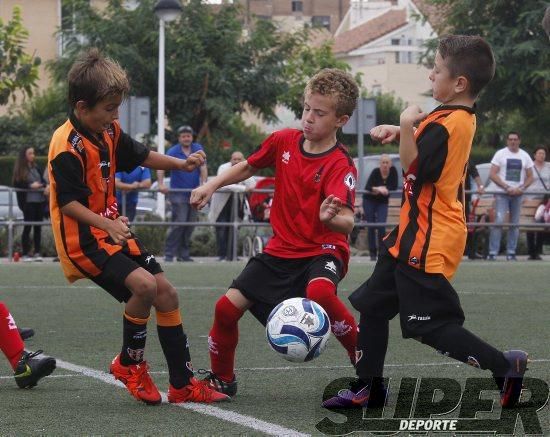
[[115, 166, 152, 222], [362, 154, 397, 260], [208, 151, 255, 261], [488, 132, 534, 260], [158, 126, 207, 262], [12, 146, 47, 262], [526, 145, 549, 260], [464, 163, 485, 259]]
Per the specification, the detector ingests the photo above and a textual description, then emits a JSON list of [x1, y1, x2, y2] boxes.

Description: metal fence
[[1, 187, 548, 262]]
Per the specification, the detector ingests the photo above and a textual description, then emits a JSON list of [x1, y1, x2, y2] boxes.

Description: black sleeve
[[468, 162, 479, 179], [115, 131, 150, 173], [365, 169, 378, 191], [387, 166, 398, 191], [416, 122, 449, 184], [50, 152, 92, 207]]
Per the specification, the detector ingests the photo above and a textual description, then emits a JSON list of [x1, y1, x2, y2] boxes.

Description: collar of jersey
[[299, 134, 341, 158], [69, 112, 109, 151], [430, 104, 476, 115]]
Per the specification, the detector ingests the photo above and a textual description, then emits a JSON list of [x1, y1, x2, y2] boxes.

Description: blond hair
[[68, 48, 130, 108], [304, 68, 359, 117]]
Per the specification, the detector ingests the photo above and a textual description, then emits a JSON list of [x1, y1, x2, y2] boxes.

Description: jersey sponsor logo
[[332, 320, 352, 337], [322, 243, 336, 250], [409, 256, 419, 266], [69, 133, 85, 154], [344, 172, 356, 190], [282, 150, 291, 164], [404, 173, 416, 198], [324, 260, 337, 274], [407, 314, 431, 322]]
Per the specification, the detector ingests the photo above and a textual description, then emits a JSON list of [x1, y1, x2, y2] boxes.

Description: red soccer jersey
[[247, 128, 357, 272]]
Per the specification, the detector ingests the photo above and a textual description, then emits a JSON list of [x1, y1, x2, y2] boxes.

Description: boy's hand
[[400, 105, 427, 126], [190, 184, 215, 210], [180, 150, 206, 172], [370, 125, 400, 144], [105, 216, 132, 245], [320, 194, 342, 223]]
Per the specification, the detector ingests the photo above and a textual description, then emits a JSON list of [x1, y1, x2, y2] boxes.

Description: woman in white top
[[526, 145, 549, 260]]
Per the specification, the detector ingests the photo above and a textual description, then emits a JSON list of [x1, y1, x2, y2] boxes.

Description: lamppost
[[154, 0, 182, 219]]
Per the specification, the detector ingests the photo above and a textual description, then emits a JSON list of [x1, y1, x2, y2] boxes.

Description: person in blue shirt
[[115, 166, 152, 222], [158, 125, 208, 262]]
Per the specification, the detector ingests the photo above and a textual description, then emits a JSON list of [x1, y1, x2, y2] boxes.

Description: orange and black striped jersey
[[384, 105, 476, 280], [48, 115, 149, 282]]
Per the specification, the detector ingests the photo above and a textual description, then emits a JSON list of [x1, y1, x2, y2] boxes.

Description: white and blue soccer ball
[[266, 297, 331, 363]]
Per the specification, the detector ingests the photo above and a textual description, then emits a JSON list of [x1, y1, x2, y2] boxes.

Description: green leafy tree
[[424, 0, 550, 147], [0, 6, 41, 105]]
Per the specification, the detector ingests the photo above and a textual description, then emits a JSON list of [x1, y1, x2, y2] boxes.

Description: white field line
[[47, 358, 310, 437], [3, 358, 548, 380], [0, 284, 519, 295]]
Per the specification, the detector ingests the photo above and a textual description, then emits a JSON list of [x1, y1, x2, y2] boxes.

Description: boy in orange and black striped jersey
[[48, 49, 228, 405], [323, 36, 528, 410]]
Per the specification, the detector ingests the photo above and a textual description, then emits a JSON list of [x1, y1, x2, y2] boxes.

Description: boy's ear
[[454, 76, 469, 94], [75, 100, 90, 113], [336, 114, 350, 128]]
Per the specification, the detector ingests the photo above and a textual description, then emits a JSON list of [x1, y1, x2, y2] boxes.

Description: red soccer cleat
[[109, 354, 161, 406], [168, 377, 231, 403]]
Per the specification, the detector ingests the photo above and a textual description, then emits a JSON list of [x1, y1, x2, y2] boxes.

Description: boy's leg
[[153, 273, 229, 403], [208, 288, 250, 384], [0, 301, 25, 369], [305, 256, 357, 364]]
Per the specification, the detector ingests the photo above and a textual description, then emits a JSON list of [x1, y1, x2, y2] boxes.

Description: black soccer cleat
[[14, 350, 56, 389], [494, 350, 529, 408], [18, 327, 35, 341], [197, 369, 238, 397]]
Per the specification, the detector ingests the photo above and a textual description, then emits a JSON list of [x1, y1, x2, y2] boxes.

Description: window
[[391, 38, 400, 46], [291, 1, 303, 12], [60, 0, 90, 56], [311, 16, 330, 30]]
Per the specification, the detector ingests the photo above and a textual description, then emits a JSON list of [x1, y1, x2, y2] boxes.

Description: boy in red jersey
[[323, 35, 528, 410], [48, 49, 228, 405], [0, 301, 56, 388], [191, 69, 360, 396]]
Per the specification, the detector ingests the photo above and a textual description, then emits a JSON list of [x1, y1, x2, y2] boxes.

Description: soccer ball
[[266, 297, 331, 363]]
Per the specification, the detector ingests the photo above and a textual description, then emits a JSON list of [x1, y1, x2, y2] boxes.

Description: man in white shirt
[[488, 131, 534, 260], [209, 151, 255, 261]]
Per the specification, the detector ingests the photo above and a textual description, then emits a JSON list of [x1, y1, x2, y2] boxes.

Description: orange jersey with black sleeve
[[48, 115, 150, 283], [384, 105, 476, 280]]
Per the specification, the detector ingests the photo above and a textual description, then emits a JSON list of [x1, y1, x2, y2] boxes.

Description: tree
[[49, 0, 350, 144], [0, 6, 41, 105], [424, 0, 550, 147]]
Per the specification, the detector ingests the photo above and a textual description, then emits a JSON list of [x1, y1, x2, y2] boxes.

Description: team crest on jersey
[[404, 173, 416, 197], [343, 172, 356, 190], [106, 125, 115, 140], [282, 150, 290, 164], [409, 256, 419, 266], [314, 166, 324, 183]]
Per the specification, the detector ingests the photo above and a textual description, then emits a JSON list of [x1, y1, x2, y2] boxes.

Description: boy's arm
[[370, 125, 401, 144], [143, 150, 205, 172], [191, 160, 258, 210], [399, 106, 427, 172], [319, 195, 355, 234], [60, 201, 131, 245]]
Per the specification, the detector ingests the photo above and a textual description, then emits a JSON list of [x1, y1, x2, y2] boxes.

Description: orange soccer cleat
[[168, 377, 231, 404], [109, 354, 161, 406]]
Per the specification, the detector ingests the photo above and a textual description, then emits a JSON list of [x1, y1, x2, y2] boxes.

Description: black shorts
[[90, 247, 163, 303], [231, 252, 343, 325], [349, 245, 465, 338]]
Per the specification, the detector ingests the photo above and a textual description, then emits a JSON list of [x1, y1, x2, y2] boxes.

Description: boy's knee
[[214, 295, 243, 327], [130, 279, 157, 305], [306, 279, 336, 303]]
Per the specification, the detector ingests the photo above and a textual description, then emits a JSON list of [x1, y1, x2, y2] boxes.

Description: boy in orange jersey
[[323, 35, 528, 409], [48, 49, 228, 405]]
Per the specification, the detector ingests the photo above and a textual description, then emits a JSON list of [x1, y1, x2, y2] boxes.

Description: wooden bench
[[471, 196, 546, 232]]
